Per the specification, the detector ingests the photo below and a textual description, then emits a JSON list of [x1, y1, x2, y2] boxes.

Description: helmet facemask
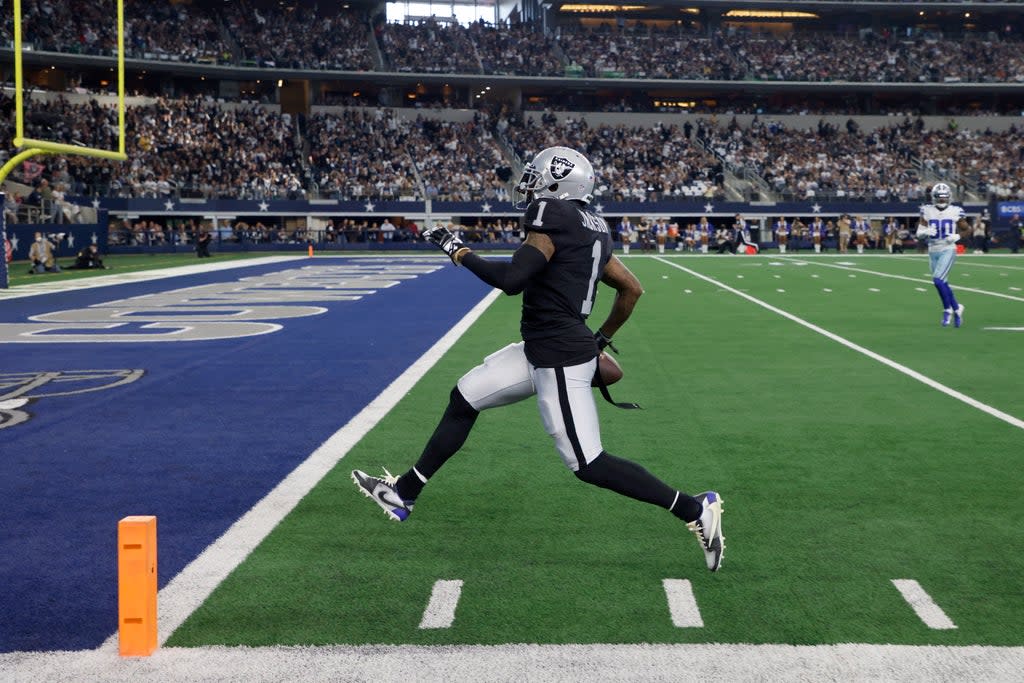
[[514, 162, 543, 209]]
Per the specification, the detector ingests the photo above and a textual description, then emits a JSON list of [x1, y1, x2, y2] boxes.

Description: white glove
[[944, 232, 960, 244], [422, 225, 467, 264], [915, 225, 936, 239]]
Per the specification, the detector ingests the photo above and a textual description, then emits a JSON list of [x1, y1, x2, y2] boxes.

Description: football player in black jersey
[[352, 146, 724, 571]]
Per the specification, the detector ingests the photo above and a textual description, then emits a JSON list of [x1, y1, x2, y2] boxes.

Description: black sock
[[395, 386, 479, 502], [574, 451, 702, 522]]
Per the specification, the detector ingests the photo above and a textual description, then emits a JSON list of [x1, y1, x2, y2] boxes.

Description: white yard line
[[3, 642, 1023, 682], [94, 288, 502, 652], [891, 580, 957, 630], [952, 260, 1024, 272], [662, 579, 704, 628], [419, 580, 464, 629], [655, 257, 1024, 431], [789, 259, 1024, 303]]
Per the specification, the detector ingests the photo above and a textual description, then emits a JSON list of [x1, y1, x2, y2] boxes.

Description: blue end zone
[[0, 257, 492, 651]]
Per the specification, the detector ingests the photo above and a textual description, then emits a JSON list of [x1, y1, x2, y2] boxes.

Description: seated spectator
[[3, 193, 19, 226], [53, 183, 81, 223]]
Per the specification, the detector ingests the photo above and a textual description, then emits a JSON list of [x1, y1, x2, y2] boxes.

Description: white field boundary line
[[0, 255, 478, 301], [94, 288, 503, 652], [789, 259, 1024, 304], [3, 643, 1024, 682], [0, 256, 310, 300], [655, 257, 1024, 431]]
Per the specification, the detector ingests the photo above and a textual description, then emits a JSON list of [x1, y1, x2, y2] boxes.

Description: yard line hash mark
[[419, 580, 464, 629], [656, 258, 1024, 432], [891, 580, 957, 630], [794, 260, 1024, 304], [663, 579, 704, 628]]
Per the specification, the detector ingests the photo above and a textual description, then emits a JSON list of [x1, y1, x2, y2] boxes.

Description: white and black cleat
[[688, 491, 725, 572], [352, 468, 414, 522]]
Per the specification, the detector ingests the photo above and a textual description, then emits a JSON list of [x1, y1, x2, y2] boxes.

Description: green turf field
[[166, 253, 1024, 648]]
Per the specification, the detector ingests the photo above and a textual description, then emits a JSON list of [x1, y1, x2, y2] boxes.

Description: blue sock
[[945, 283, 960, 310], [933, 278, 951, 309]]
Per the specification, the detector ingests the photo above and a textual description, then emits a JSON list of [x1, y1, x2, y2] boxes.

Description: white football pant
[[457, 342, 603, 471]]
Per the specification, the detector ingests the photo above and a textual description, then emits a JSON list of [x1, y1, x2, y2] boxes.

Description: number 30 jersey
[[520, 197, 612, 368], [920, 203, 965, 252]]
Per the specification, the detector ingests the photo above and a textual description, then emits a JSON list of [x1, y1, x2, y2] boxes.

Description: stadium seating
[[6, 89, 1024, 205], [3, 1, 1023, 210], [3, 3, 1022, 82]]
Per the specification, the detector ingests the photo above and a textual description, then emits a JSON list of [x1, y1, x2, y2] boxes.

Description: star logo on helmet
[[549, 156, 575, 181]]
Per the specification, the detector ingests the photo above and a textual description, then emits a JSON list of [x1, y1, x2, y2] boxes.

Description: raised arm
[[423, 224, 553, 296]]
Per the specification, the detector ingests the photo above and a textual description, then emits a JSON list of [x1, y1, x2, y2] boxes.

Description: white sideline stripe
[[656, 258, 1024, 431], [97, 288, 503, 652], [0, 256, 307, 299], [662, 579, 703, 627], [419, 580, 464, 629], [892, 580, 958, 630], [792, 259, 1024, 304], [5, 643, 1024, 681]]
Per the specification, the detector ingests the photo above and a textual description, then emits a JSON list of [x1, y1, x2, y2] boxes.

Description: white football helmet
[[514, 146, 595, 209], [931, 182, 952, 209]]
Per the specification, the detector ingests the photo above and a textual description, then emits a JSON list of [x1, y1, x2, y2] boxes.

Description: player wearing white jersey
[[915, 183, 970, 327]]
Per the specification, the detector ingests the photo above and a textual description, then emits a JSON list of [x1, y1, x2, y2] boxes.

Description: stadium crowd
[[501, 112, 726, 201], [306, 109, 419, 201], [4, 0, 230, 63], [4, 3, 1024, 83], [377, 19, 482, 74], [701, 116, 1024, 202], [7, 95, 305, 200], [219, 2, 374, 70], [731, 31, 1024, 83], [555, 24, 738, 80], [305, 108, 511, 202], [5, 92, 1024, 205]]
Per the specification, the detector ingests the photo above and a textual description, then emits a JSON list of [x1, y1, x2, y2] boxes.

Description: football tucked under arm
[[592, 352, 623, 387]]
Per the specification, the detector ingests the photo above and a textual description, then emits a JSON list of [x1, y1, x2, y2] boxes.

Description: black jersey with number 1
[[520, 197, 612, 368]]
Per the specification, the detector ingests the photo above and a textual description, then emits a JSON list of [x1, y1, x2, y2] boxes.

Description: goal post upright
[[7, 0, 128, 170], [1, 0, 127, 288]]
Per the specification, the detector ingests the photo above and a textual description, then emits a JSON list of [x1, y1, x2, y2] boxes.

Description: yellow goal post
[[0, 0, 127, 186]]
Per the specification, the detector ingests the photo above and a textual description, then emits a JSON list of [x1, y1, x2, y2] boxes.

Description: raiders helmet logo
[[549, 156, 576, 180]]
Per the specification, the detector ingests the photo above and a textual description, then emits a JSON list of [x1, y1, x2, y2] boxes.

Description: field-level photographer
[[28, 232, 61, 274]]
